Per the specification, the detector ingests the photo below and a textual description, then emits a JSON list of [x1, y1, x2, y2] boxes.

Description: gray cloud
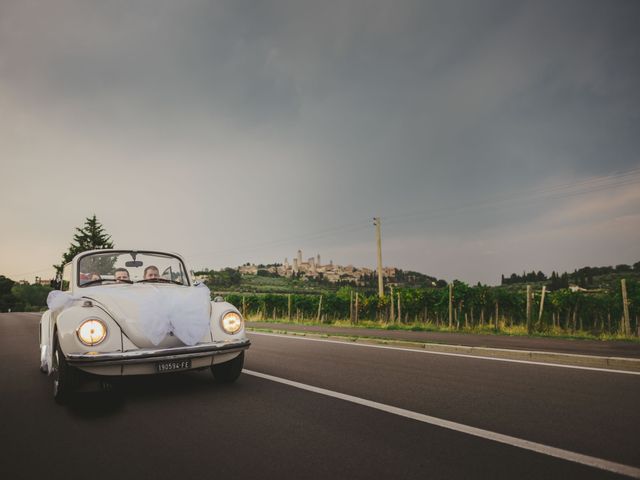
[[1, 0, 639, 283]]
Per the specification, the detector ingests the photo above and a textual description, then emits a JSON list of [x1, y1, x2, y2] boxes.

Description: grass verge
[[245, 316, 640, 343]]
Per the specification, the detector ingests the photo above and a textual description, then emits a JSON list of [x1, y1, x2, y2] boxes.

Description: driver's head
[[114, 268, 130, 282], [144, 265, 160, 280]]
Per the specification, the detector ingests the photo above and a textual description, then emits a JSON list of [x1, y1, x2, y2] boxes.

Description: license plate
[[156, 359, 192, 373]]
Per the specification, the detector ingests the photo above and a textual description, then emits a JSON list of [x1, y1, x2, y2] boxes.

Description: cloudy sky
[[1, 0, 639, 285]]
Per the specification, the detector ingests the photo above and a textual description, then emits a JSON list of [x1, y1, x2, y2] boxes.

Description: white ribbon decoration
[[46, 290, 76, 311], [46, 284, 212, 346]]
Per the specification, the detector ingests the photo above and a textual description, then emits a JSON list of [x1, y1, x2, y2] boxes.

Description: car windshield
[[77, 251, 189, 287]]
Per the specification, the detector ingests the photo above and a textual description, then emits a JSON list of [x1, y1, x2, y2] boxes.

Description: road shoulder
[[246, 322, 640, 373]]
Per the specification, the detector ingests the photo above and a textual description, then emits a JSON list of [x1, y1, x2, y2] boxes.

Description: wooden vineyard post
[[495, 301, 499, 331], [621, 279, 631, 336], [242, 296, 246, 317], [538, 286, 546, 329], [288, 294, 292, 321], [390, 285, 395, 323], [355, 292, 359, 325], [317, 295, 323, 323], [397, 292, 401, 324], [350, 291, 354, 324], [526, 285, 532, 334], [448, 283, 453, 329]]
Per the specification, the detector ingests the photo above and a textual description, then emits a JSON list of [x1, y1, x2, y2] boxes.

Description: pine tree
[[53, 215, 114, 279]]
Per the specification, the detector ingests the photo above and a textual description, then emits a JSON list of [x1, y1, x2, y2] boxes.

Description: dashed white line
[[248, 331, 640, 375], [244, 369, 640, 479]]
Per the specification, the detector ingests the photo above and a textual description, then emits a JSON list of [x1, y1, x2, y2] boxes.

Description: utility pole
[[373, 217, 384, 297]]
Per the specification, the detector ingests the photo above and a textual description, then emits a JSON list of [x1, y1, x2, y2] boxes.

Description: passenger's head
[[144, 265, 160, 280], [114, 268, 130, 282]]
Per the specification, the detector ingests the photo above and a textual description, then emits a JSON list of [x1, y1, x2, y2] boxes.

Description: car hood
[[81, 284, 212, 348]]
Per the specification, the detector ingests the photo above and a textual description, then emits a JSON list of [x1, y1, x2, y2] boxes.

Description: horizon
[[3, 239, 638, 288]]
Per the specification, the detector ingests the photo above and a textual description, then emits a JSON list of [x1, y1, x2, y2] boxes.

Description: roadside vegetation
[[220, 276, 640, 342], [0, 277, 51, 312]]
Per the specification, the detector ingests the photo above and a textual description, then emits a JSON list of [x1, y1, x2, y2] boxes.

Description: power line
[[187, 221, 371, 263], [382, 167, 640, 227]]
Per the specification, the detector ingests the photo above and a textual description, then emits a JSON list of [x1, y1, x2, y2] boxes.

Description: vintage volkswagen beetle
[[39, 249, 250, 403]]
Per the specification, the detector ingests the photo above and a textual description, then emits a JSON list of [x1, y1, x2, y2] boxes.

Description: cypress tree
[[53, 215, 114, 279]]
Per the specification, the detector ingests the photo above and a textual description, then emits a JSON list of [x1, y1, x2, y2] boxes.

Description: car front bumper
[[66, 339, 250, 368]]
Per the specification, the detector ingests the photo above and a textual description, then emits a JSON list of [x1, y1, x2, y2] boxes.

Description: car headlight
[[221, 311, 243, 335], [76, 319, 107, 346]]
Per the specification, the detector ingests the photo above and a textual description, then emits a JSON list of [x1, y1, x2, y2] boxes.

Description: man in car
[[114, 268, 130, 282], [143, 265, 160, 280]]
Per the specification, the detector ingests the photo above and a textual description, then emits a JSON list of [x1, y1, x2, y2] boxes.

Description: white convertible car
[[39, 249, 250, 403]]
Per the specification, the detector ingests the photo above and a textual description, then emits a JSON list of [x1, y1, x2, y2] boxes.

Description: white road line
[[244, 369, 640, 479], [248, 331, 640, 376]]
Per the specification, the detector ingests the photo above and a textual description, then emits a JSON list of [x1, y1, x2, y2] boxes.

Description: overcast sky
[[1, 0, 639, 285]]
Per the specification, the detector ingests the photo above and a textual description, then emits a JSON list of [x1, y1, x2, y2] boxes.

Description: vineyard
[[222, 279, 640, 339]]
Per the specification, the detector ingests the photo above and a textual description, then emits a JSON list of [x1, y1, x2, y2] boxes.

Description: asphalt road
[[1, 312, 639, 479]]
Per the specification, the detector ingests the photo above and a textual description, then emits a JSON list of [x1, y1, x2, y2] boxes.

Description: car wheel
[[211, 351, 244, 384], [52, 343, 78, 404]]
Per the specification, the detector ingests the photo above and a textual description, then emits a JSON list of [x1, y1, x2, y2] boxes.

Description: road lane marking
[[248, 331, 640, 376], [244, 369, 640, 479]]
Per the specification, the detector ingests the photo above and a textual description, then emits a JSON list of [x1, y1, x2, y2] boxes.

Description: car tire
[[211, 351, 244, 384], [39, 346, 48, 373], [40, 356, 48, 374], [52, 343, 79, 405]]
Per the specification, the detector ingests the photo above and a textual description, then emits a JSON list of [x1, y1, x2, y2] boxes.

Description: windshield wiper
[[137, 278, 184, 285], [81, 278, 108, 287]]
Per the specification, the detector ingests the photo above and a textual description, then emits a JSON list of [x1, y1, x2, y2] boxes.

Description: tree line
[[0, 276, 51, 312], [501, 262, 640, 288]]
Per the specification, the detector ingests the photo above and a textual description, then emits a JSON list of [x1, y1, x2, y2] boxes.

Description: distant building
[[238, 249, 397, 285]]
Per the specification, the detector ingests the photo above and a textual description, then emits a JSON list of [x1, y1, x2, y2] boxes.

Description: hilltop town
[[237, 249, 399, 285]]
